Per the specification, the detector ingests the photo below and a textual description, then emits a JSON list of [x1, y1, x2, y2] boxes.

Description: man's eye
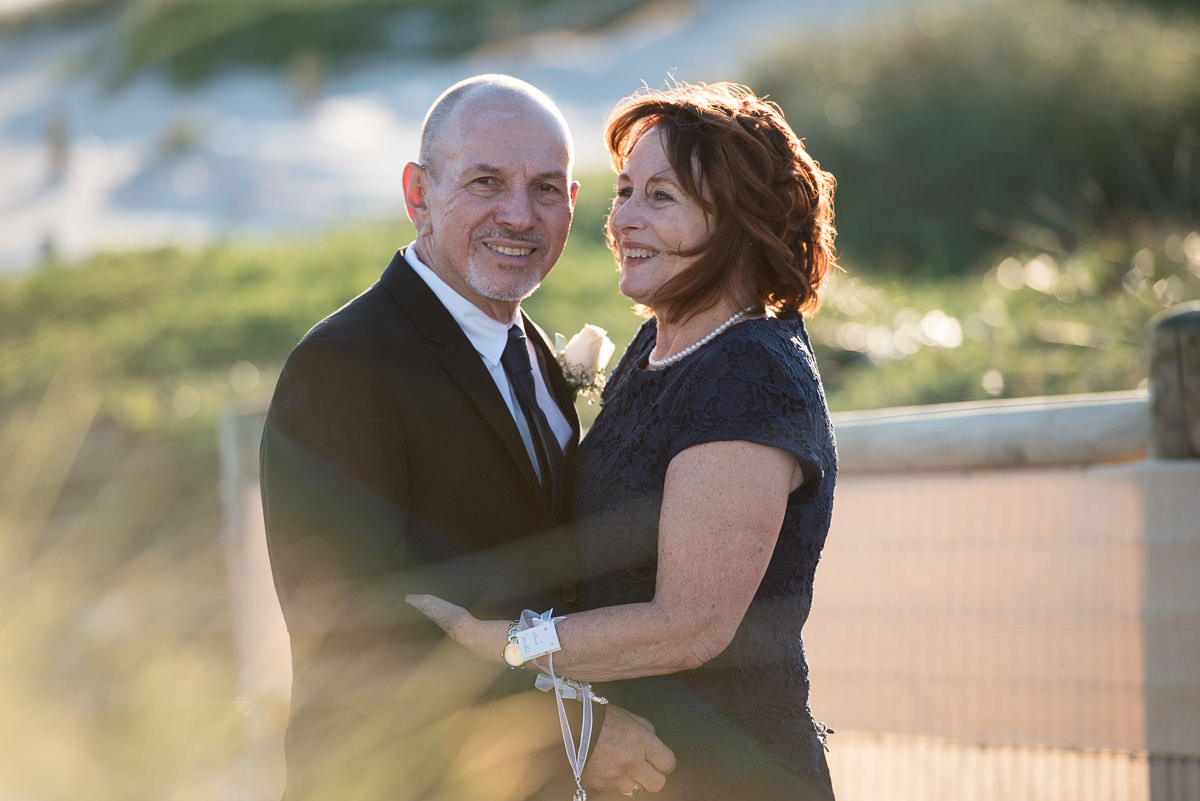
[[537, 183, 560, 193], [473, 176, 496, 186]]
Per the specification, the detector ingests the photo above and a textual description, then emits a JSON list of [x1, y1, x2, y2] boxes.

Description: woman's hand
[[405, 593, 510, 663]]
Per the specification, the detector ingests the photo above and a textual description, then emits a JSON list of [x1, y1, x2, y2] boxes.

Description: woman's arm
[[409, 439, 804, 681]]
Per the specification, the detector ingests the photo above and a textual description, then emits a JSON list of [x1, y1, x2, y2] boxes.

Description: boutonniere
[[555, 324, 616, 403]]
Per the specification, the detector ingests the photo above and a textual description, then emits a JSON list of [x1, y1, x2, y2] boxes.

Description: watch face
[[503, 642, 524, 667]]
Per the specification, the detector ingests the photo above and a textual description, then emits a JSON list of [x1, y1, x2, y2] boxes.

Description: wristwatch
[[502, 620, 525, 669]]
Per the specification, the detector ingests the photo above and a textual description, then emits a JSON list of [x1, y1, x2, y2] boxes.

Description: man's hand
[[583, 705, 676, 794]]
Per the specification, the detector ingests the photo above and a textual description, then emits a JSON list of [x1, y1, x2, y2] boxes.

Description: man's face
[[405, 96, 579, 322]]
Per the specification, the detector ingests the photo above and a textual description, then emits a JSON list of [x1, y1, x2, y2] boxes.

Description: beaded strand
[[648, 306, 755, 369]]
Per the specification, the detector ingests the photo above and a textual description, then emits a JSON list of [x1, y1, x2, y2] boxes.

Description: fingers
[[619, 708, 675, 778], [582, 705, 675, 793], [627, 725, 675, 793], [405, 594, 461, 634], [645, 737, 677, 776], [630, 765, 667, 794], [404, 593, 438, 616]]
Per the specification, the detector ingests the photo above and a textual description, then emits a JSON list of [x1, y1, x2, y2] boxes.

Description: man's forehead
[[442, 125, 572, 175], [453, 95, 569, 142], [457, 159, 569, 178], [426, 96, 573, 180]]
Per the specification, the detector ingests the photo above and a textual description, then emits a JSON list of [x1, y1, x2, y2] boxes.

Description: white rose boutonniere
[[555, 324, 616, 403]]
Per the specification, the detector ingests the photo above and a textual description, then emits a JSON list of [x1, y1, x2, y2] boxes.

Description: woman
[[410, 82, 839, 800]]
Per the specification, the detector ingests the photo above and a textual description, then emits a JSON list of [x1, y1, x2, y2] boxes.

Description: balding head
[[419, 74, 574, 179]]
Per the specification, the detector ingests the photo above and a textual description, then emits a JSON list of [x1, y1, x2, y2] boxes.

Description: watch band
[[502, 620, 525, 669]]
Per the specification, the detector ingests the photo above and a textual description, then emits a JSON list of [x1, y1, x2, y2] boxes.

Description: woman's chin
[[617, 280, 654, 308]]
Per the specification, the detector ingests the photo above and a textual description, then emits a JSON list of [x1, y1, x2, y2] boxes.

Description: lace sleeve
[[665, 320, 835, 483]]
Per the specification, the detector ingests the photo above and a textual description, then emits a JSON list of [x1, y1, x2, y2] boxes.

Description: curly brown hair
[[605, 82, 837, 321]]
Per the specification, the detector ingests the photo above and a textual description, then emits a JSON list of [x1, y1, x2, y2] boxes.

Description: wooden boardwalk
[[826, 731, 1200, 801]]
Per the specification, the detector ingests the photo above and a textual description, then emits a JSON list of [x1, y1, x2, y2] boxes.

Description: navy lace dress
[[569, 313, 837, 800]]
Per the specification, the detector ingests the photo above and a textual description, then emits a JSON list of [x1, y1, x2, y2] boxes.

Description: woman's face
[[608, 126, 711, 310]]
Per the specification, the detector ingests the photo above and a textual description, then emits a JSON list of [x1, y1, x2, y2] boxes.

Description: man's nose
[[494, 188, 536, 229]]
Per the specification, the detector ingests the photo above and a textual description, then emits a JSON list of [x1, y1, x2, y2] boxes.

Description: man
[[260, 74, 674, 800]]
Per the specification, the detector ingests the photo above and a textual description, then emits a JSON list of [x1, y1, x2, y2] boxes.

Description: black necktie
[[501, 324, 564, 504]]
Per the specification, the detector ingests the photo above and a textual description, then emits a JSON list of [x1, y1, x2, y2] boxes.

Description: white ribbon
[[519, 609, 594, 801]]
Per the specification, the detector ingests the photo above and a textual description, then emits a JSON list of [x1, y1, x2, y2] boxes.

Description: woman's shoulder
[[663, 312, 835, 469], [696, 312, 817, 378], [681, 314, 830, 427], [607, 313, 818, 395]]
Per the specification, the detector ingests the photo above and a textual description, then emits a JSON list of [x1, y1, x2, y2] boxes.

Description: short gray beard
[[466, 260, 543, 302]]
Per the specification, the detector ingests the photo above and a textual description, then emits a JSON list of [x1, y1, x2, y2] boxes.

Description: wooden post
[[1149, 301, 1200, 459]]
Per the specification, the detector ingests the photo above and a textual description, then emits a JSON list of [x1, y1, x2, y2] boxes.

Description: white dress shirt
[[404, 247, 571, 480]]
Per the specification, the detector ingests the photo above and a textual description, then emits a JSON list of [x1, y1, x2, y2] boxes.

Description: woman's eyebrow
[[615, 170, 680, 187]]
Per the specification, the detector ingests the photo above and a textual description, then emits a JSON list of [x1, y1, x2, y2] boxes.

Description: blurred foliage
[[756, 0, 1200, 278], [1116, 0, 1200, 16], [808, 228, 1200, 409], [0, 0, 125, 30], [0, 0, 652, 88]]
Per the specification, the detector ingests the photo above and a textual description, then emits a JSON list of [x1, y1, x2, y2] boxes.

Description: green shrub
[[806, 227, 1200, 409], [755, 0, 1200, 278]]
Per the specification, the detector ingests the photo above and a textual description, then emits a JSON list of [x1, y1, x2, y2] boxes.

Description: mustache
[[474, 229, 546, 249]]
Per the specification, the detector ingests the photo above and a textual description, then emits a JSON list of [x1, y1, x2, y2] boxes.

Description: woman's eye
[[614, 186, 633, 199], [654, 190, 675, 202]]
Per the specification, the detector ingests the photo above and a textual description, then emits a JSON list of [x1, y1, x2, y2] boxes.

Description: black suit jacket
[[260, 250, 584, 800]]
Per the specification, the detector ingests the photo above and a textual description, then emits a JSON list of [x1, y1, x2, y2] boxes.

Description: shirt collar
[[404, 245, 520, 367]]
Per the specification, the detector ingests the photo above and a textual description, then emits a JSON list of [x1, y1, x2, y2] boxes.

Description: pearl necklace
[[648, 307, 755, 369]]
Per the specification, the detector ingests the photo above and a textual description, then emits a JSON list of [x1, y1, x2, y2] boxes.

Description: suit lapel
[[380, 251, 544, 496]]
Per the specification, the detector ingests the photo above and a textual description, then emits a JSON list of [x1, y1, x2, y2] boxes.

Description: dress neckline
[[638, 314, 768, 373]]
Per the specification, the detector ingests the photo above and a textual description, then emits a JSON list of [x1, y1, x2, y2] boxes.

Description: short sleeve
[[665, 323, 834, 485]]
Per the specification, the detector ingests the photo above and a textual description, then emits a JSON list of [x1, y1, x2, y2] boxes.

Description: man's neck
[[411, 242, 521, 324]]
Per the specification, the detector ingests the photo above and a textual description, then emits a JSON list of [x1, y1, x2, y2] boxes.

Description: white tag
[[517, 621, 562, 660]]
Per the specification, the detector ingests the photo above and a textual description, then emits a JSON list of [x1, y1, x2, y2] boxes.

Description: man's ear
[[402, 162, 428, 224], [569, 180, 580, 208]]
